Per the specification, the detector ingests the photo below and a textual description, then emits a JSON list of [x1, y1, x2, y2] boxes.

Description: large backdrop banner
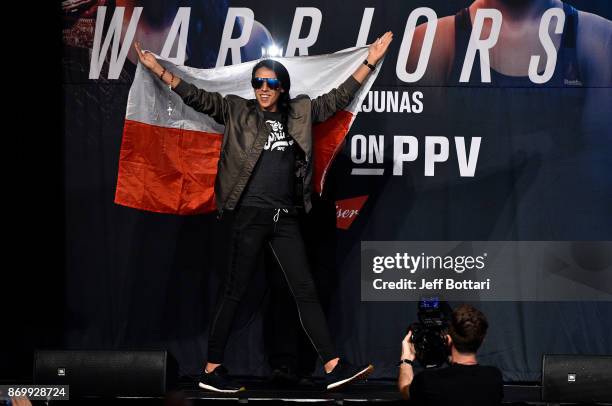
[[63, 0, 612, 381]]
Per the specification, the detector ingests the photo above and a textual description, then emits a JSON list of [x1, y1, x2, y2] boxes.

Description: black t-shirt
[[409, 364, 503, 406], [240, 111, 296, 208]]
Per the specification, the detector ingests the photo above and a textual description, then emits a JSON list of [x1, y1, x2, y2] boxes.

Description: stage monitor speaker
[[33, 350, 178, 397], [542, 354, 612, 403]]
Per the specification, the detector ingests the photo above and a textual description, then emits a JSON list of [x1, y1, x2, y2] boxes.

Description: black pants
[[207, 205, 337, 364], [264, 196, 338, 375]]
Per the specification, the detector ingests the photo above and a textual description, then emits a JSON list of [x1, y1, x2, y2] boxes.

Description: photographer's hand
[[398, 331, 417, 400], [402, 331, 417, 361]]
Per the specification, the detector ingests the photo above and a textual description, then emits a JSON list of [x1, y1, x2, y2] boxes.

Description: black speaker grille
[[33, 350, 173, 397], [542, 354, 612, 402]]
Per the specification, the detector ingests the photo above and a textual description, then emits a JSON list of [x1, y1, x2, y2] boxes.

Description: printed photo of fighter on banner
[[7, 0, 608, 404]]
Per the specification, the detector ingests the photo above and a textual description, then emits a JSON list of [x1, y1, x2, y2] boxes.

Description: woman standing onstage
[[133, 31, 393, 393]]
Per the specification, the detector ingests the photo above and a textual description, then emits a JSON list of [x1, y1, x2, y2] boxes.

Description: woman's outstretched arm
[[310, 31, 393, 123], [353, 31, 394, 84], [134, 41, 228, 125], [134, 41, 181, 89]]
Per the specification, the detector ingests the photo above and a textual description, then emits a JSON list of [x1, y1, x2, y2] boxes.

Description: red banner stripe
[[115, 110, 354, 215], [115, 119, 222, 215], [312, 110, 354, 194]]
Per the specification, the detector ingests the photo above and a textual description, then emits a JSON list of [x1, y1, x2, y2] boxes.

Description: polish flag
[[115, 47, 382, 214]]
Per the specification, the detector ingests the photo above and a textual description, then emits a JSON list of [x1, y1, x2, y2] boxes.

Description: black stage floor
[[16, 378, 554, 405], [174, 377, 543, 404]]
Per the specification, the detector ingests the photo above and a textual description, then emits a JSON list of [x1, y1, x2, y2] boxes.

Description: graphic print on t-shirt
[[238, 111, 297, 208], [264, 119, 294, 151]]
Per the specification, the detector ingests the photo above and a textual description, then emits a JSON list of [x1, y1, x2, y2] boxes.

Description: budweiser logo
[[336, 195, 368, 230]]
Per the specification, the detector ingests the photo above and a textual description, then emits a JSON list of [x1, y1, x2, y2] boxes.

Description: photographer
[[398, 304, 502, 405]]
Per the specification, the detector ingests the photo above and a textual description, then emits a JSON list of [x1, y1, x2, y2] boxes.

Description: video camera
[[408, 297, 452, 368]]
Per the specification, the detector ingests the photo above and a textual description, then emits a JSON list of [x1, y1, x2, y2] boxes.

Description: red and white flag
[[115, 47, 382, 214]]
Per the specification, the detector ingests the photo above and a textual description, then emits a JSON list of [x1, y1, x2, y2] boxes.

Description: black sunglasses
[[251, 77, 281, 90]]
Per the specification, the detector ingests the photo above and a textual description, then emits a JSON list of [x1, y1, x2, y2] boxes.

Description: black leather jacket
[[172, 76, 360, 214]]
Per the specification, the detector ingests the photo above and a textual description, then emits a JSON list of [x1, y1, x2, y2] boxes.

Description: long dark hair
[[251, 59, 291, 119]]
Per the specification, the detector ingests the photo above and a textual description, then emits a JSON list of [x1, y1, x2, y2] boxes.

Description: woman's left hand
[[368, 31, 393, 65]]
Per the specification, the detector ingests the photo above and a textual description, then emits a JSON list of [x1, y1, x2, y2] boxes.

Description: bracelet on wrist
[[363, 59, 376, 71], [397, 359, 414, 367]]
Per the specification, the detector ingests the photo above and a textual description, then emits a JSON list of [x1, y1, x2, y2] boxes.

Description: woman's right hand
[[134, 41, 161, 72]]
